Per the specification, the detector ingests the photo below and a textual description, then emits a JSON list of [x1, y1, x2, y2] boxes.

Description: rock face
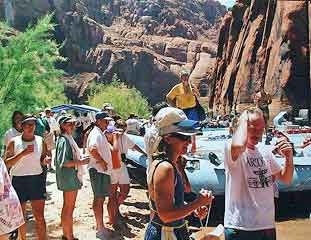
[[1, 0, 223, 105], [120, 0, 226, 42], [209, 0, 310, 119]]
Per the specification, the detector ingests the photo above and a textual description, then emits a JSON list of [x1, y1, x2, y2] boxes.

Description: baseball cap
[[21, 115, 37, 125], [95, 111, 113, 121], [154, 107, 200, 136], [58, 116, 76, 125]]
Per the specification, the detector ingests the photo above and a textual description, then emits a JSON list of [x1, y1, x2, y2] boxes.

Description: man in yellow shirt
[[166, 70, 201, 153], [166, 70, 200, 121]]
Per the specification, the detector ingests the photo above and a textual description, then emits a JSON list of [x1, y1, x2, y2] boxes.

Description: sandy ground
[[24, 171, 311, 240]]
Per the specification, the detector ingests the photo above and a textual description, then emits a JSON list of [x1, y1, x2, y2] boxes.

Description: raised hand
[[274, 137, 293, 159]]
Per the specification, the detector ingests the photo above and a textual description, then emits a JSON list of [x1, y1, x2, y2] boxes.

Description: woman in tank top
[[4, 115, 51, 240], [144, 107, 213, 240]]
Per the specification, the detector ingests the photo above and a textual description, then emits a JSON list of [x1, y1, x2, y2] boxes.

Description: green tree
[[88, 77, 151, 119], [0, 15, 67, 139]]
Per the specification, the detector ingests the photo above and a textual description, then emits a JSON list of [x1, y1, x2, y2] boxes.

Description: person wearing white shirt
[[87, 112, 113, 239], [4, 115, 52, 240], [224, 108, 294, 240], [114, 120, 147, 218]]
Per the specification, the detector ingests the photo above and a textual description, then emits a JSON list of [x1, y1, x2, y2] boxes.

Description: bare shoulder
[[153, 160, 174, 171]]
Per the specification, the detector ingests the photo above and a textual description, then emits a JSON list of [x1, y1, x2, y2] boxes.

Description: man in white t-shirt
[[224, 108, 294, 240], [87, 111, 113, 239]]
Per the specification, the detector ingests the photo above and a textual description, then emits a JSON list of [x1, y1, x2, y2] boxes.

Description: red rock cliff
[[209, 0, 310, 119]]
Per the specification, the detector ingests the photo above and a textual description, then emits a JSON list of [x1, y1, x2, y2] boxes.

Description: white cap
[[154, 107, 200, 136]]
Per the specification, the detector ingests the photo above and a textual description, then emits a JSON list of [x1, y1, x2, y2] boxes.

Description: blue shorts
[[12, 173, 47, 203], [224, 228, 276, 240], [183, 107, 200, 121]]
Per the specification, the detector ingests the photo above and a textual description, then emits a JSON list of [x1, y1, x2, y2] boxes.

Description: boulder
[[187, 41, 201, 63], [190, 52, 215, 87], [146, 39, 167, 55], [164, 37, 189, 62]]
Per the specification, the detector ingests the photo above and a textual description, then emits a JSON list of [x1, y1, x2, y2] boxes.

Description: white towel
[[64, 134, 84, 184]]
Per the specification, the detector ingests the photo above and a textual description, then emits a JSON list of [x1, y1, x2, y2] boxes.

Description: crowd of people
[[0, 107, 148, 240], [0, 68, 307, 240]]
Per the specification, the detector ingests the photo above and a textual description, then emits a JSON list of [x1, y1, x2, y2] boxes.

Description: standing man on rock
[[166, 69, 201, 121], [224, 108, 294, 240], [87, 112, 113, 239], [166, 69, 201, 152]]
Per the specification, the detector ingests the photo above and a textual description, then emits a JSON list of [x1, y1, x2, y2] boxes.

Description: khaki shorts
[[110, 162, 130, 185]]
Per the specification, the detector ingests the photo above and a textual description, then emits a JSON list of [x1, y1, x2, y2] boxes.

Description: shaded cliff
[[209, 0, 310, 118], [0, 0, 224, 104]]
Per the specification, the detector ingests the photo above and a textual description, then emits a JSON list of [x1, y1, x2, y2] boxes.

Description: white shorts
[[110, 162, 130, 185]]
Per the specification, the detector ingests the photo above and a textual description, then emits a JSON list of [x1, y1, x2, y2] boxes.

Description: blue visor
[[175, 120, 199, 129]]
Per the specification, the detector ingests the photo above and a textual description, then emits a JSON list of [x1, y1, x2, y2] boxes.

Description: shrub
[[0, 15, 67, 141], [88, 76, 151, 119]]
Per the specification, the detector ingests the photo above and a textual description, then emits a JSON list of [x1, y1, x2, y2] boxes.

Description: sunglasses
[[170, 133, 191, 142]]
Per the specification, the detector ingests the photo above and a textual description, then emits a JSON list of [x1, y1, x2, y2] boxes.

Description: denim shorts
[[224, 228, 276, 240], [144, 222, 190, 240]]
